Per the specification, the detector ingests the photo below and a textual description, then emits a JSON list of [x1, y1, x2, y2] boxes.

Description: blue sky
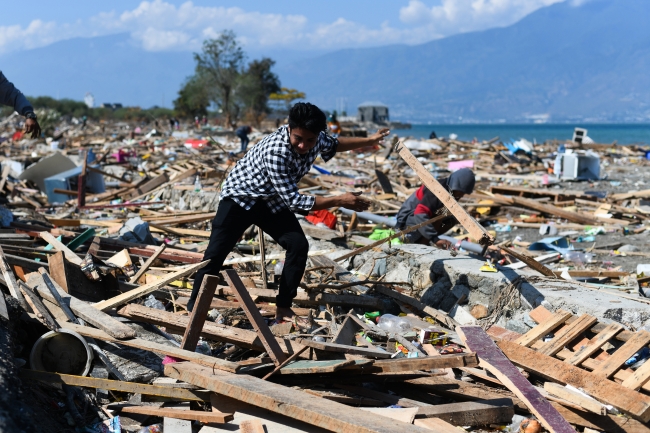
[[0, 0, 568, 55]]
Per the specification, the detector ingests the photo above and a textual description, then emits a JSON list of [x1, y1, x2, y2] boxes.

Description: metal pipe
[[339, 208, 397, 227], [438, 235, 485, 254]]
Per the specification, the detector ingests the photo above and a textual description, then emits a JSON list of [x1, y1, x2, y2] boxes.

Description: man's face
[[289, 126, 319, 155], [452, 190, 465, 200]]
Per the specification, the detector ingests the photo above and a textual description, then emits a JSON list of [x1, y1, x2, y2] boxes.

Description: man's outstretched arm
[[0, 71, 41, 138], [336, 128, 390, 153]]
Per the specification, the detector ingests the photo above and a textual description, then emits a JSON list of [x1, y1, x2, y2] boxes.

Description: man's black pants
[[187, 198, 309, 311]]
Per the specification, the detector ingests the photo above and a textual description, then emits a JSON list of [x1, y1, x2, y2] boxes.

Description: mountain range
[[1, 0, 649, 122]]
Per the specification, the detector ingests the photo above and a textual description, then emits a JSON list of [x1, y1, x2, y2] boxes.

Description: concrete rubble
[[0, 116, 649, 432]]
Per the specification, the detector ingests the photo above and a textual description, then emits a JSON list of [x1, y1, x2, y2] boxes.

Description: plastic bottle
[[563, 251, 594, 266], [194, 175, 202, 192], [377, 314, 411, 333], [138, 424, 162, 433], [274, 261, 284, 276], [195, 339, 212, 355], [144, 295, 165, 310]]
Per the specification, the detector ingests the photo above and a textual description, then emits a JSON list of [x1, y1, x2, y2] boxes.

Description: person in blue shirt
[[0, 71, 40, 138], [236, 125, 252, 153]]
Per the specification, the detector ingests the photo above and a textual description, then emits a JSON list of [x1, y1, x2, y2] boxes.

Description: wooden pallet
[[495, 306, 650, 422]]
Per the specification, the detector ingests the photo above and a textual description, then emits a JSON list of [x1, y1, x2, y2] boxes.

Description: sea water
[[394, 124, 650, 145]]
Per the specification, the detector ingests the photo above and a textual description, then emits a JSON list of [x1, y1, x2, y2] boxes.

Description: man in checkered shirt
[[189, 102, 389, 320]]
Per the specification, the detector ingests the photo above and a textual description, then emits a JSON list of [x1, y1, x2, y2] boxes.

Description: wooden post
[[77, 149, 88, 208], [223, 269, 287, 365], [180, 275, 219, 351], [129, 243, 167, 284], [395, 141, 494, 247], [257, 227, 268, 290]]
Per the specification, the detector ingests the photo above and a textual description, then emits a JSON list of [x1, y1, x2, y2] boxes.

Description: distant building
[[84, 92, 95, 108], [357, 101, 389, 123]]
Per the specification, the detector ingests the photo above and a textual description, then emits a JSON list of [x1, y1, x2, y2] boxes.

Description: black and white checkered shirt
[[221, 125, 338, 214]]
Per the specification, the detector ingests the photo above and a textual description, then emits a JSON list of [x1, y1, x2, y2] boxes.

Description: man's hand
[[368, 128, 390, 146], [434, 239, 452, 249], [24, 118, 41, 139], [337, 192, 370, 212]]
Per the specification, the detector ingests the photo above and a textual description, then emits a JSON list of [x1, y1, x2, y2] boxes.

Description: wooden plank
[[107, 403, 233, 423], [93, 260, 208, 311], [415, 398, 514, 426], [362, 353, 478, 373], [18, 281, 60, 331], [297, 338, 392, 359], [19, 369, 209, 401], [278, 359, 356, 374], [508, 195, 601, 225], [39, 232, 83, 266], [263, 346, 310, 380], [538, 314, 597, 356], [129, 243, 166, 284], [29, 272, 136, 340], [180, 275, 219, 352], [458, 326, 574, 433], [237, 286, 384, 310], [61, 322, 240, 373], [515, 310, 572, 347], [592, 331, 650, 378], [117, 304, 306, 357], [622, 356, 650, 391], [501, 246, 556, 277], [164, 362, 432, 433], [334, 384, 430, 408], [396, 142, 494, 246], [544, 382, 606, 415], [0, 245, 26, 307], [566, 323, 623, 366], [124, 173, 170, 200], [497, 339, 650, 422], [332, 313, 360, 345], [223, 269, 287, 365]]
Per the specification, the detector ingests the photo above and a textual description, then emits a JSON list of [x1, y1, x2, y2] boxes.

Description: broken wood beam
[[396, 141, 494, 247], [223, 269, 287, 365], [19, 369, 209, 401], [117, 303, 306, 357], [93, 260, 208, 311], [415, 398, 514, 426], [458, 326, 574, 433], [107, 403, 233, 424], [164, 362, 432, 433], [180, 275, 219, 352], [62, 321, 240, 373], [129, 243, 166, 284], [30, 271, 136, 339], [497, 339, 650, 422]]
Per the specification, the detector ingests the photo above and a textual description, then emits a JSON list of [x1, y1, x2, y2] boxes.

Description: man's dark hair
[[288, 102, 327, 135]]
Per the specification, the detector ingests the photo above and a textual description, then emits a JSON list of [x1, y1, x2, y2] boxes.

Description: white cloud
[[399, 0, 565, 34], [0, 0, 570, 55]]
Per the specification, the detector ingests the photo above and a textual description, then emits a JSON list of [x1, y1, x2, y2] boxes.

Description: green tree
[[269, 88, 306, 111], [173, 75, 210, 118], [194, 30, 245, 126], [238, 58, 281, 125]]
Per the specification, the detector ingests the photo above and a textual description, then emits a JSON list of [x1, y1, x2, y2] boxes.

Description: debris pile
[[0, 118, 649, 432]]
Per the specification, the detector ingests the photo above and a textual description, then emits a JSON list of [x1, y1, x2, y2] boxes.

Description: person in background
[[236, 125, 252, 153], [187, 102, 389, 321], [0, 71, 40, 138], [395, 168, 475, 249], [328, 112, 341, 137]]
